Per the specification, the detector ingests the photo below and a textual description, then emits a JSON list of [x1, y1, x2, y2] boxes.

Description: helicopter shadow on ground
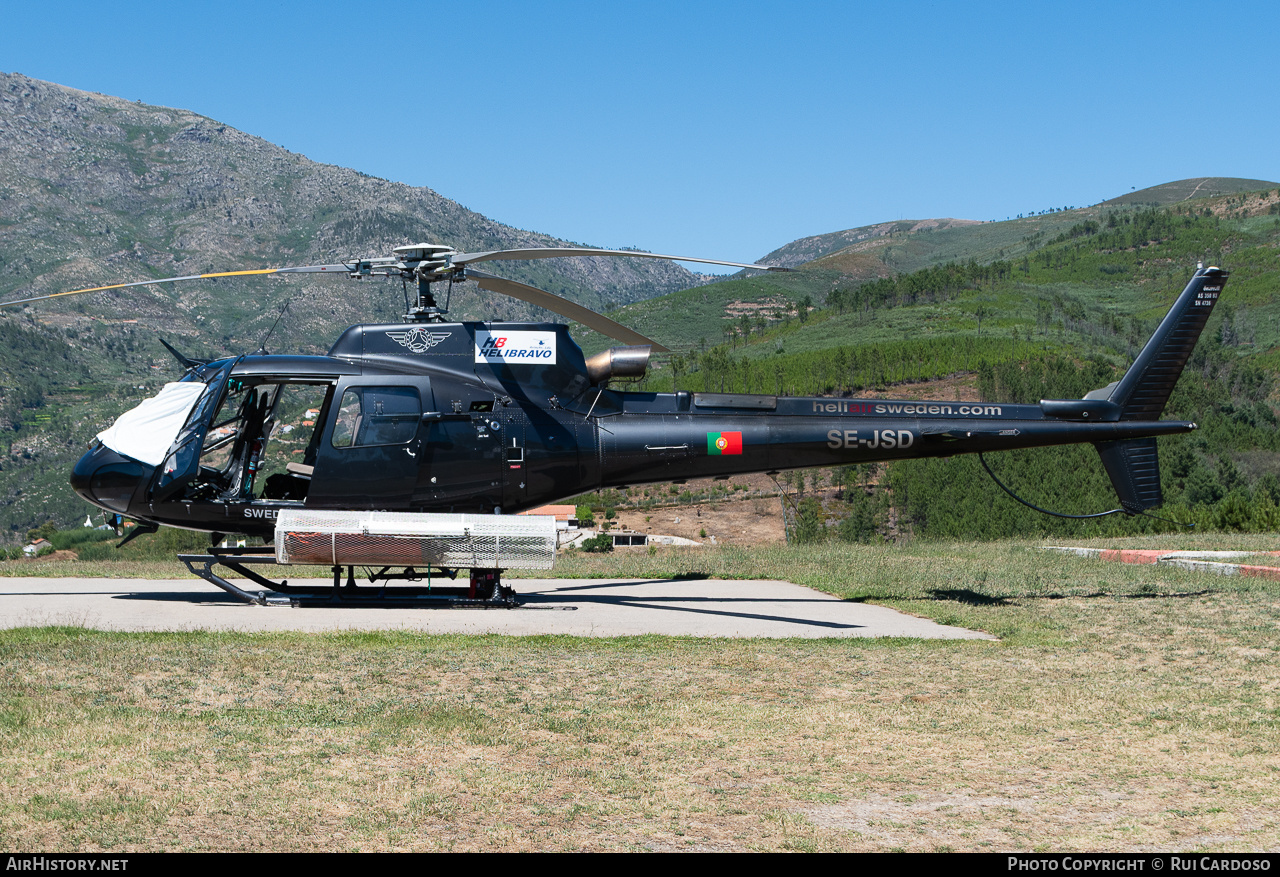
[[110, 589, 501, 610], [926, 587, 1215, 604], [106, 579, 870, 630], [112, 590, 263, 605], [517, 580, 867, 631]]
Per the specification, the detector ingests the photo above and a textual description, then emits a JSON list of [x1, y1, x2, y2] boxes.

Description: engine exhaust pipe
[[585, 345, 651, 385]]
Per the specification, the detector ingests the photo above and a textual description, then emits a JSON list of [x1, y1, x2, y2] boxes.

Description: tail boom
[[594, 410, 1194, 488]]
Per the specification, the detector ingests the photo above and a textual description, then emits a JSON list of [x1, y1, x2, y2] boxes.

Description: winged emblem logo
[[385, 328, 451, 353]]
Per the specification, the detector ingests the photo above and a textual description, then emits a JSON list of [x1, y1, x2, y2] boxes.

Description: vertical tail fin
[[1091, 266, 1228, 420], [1086, 266, 1226, 512]]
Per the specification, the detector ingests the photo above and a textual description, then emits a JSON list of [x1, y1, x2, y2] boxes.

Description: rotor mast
[[410, 275, 446, 323]]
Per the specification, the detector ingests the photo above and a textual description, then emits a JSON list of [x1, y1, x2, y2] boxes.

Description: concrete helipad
[[0, 577, 994, 640]]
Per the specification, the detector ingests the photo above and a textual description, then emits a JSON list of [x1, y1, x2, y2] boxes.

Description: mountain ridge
[[759, 217, 985, 270], [754, 178, 1279, 277], [0, 71, 699, 350]]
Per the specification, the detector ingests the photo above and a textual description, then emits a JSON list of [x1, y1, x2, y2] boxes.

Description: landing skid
[[177, 548, 518, 607]]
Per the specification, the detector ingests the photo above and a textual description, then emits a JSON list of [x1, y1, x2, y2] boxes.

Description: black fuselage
[[70, 319, 1193, 538]]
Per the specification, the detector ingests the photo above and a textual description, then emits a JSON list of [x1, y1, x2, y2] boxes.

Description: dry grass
[[0, 538, 1277, 851]]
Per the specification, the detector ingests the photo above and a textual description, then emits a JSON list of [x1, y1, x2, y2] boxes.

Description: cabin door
[[307, 378, 428, 510]]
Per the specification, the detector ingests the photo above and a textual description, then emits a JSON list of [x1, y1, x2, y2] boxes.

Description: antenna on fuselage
[[254, 300, 291, 355]]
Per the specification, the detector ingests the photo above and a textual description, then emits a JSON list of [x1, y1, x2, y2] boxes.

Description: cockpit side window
[[331, 387, 421, 448], [331, 390, 363, 449], [257, 383, 333, 491], [188, 380, 337, 502]]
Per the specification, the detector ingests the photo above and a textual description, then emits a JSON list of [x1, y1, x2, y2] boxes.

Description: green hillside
[[586, 182, 1268, 356], [758, 217, 983, 268], [586, 182, 1280, 358], [572, 268, 840, 353], [618, 184, 1280, 542], [757, 178, 1278, 271]]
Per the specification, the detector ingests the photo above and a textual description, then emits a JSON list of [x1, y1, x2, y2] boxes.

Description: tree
[[670, 354, 686, 391], [26, 521, 57, 544], [838, 488, 881, 543], [580, 533, 613, 552], [793, 497, 825, 544], [975, 305, 991, 334]]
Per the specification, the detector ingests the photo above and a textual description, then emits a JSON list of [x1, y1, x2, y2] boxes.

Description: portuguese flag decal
[[707, 431, 743, 455]]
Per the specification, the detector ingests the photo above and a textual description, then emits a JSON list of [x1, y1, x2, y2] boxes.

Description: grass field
[[0, 538, 1276, 851]]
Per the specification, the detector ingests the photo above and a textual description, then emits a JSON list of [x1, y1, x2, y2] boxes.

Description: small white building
[[23, 539, 52, 557]]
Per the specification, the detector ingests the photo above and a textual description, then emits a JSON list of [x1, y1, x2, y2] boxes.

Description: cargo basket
[[275, 510, 557, 569]]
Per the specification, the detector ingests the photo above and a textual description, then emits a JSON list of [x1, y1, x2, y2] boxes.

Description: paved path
[[1045, 546, 1280, 581], [0, 577, 993, 640]]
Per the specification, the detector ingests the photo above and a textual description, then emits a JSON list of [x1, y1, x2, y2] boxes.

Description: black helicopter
[[5, 244, 1226, 605]]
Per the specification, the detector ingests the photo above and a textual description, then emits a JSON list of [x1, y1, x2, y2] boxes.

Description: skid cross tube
[[179, 553, 278, 605]]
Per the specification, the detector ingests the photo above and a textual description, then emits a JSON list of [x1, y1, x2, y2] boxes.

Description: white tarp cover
[[97, 381, 208, 466]]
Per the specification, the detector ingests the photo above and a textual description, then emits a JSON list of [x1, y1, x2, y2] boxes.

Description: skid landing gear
[[178, 548, 518, 607]]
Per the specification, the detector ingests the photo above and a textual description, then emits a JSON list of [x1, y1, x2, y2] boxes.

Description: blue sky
[[6, 1, 1279, 271]]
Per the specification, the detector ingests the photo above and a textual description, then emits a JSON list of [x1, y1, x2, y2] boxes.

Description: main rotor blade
[[465, 268, 670, 353], [0, 264, 354, 309], [450, 247, 789, 273]]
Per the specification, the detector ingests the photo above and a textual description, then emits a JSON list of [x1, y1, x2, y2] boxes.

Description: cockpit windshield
[[199, 379, 278, 479], [96, 380, 210, 466], [101, 366, 335, 505]]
